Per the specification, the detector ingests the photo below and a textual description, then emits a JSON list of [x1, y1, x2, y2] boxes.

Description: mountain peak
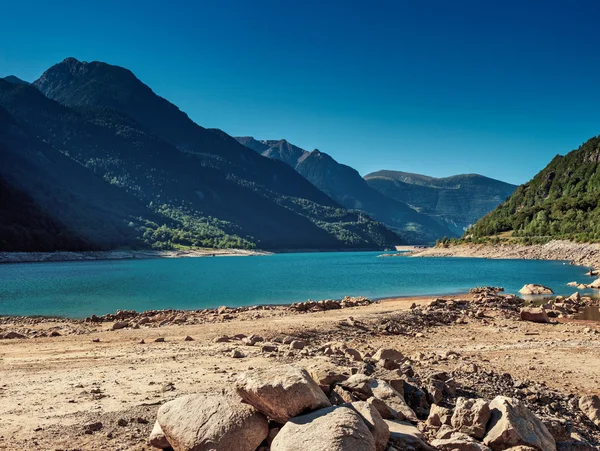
[[2, 75, 29, 85]]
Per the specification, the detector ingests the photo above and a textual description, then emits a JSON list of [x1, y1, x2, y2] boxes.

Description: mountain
[[2, 76, 29, 85], [467, 135, 600, 243], [236, 137, 456, 243], [0, 102, 156, 251], [0, 59, 400, 251], [365, 170, 517, 234]]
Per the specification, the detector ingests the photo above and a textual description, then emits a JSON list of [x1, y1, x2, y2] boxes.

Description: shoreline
[[0, 293, 469, 321], [0, 248, 273, 264], [0, 247, 395, 264], [410, 239, 600, 271]]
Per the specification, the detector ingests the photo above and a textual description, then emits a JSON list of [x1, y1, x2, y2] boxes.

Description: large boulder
[[483, 396, 556, 451], [578, 394, 600, 428], [349, 401, 390, 451], [271, 405, 376, 451], [451, 397, 491, 439], [519, 307, 550, 323], [518, 284, 553, 295], [305, 361, 348, 394], [157, 393, 268, 451], [149, 420, 170, 449], [339, 374, 373, 400], [589, 278, 600, 289], [385, 419, 434, 451], [368, 379, 418, 422], [372, 348, 405, 362], [432, 432, 493, 450], [235, 365, 331, 423]]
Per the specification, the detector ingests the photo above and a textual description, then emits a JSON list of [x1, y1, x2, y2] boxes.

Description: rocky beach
[[410, 240, 600, 270], [1, 289, 600, 450]]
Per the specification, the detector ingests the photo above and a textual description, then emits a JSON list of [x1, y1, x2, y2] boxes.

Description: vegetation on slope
[[467, 135, 600, 244]]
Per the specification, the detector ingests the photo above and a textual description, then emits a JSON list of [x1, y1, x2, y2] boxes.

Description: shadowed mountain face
[[2, 76, 29, 85], [0, 59, 401, 251], [364, 170, 517, 234], [0, 102, 154, 251], [236, 137, 456, 243], [468, 135, 600, 242]]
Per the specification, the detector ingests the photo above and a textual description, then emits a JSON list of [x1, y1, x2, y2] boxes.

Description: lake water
[[0, 252, 595, 318]]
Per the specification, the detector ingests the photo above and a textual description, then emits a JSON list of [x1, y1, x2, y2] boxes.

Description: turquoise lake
[[0, 252, 594, 318]]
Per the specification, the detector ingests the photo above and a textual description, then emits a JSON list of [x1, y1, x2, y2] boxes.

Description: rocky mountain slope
[[236, 137, 456, 243], [365, 170, 517, 235], [467, 134, 600, 242], [0, 59, 401, 251]]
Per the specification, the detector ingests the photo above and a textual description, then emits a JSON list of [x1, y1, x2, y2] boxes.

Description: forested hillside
[[468, 135, 600, 243]]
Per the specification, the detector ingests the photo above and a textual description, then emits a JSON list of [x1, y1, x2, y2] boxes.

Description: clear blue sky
[[2, 0, 600, 185]]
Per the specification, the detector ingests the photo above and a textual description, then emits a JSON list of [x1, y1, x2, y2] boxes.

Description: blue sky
[[2, 0, 600, 185]]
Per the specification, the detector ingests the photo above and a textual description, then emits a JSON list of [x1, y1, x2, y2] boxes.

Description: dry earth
[[1, 294, 600, 450]]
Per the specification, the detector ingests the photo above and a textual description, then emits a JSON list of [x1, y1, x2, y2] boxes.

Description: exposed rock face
[[235, 365, 331, 423], [271, 405, 376, 451], [483, 396, 556, 451], [579, 395, 600, 428], [519, 307, 550, 323], [156, 393, 268, 451], [149, 421, 170, 449], [349, 401, 390, 451], [385, 419, 434, 450], [518, 284, 554, 295], [451, 397, 491, 439]]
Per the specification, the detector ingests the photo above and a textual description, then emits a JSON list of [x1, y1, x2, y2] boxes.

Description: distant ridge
[[365, 170, 517, 234], [236, 137, 456, 243], [2, 75, 29, 85]]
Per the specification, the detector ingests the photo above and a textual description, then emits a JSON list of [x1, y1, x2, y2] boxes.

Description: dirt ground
[[0, 294, 599, 450]]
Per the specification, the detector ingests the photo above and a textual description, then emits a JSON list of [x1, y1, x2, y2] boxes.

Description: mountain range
[[0, 58, 515, 252], [364, 171, 517, 235], [0, 58, 398, 251], [236, 137, 516, 242], [468, 134, 600, 243]]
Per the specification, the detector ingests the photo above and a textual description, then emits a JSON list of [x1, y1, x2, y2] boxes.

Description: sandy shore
[[1, 292, 599, 449], [0, 248, 272, 264], [411, 239, 600, 270]]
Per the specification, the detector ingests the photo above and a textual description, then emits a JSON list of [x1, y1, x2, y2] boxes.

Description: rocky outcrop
[[451, 397, 491, 439], [519, 307, 550, 323], [518, 284, 554, 295], [271, 405, 376, 451], [483, 396, 556, 451], [156, 393, 268, 451], [235, 365, 331, 423], [349, 401, 390, 451]]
